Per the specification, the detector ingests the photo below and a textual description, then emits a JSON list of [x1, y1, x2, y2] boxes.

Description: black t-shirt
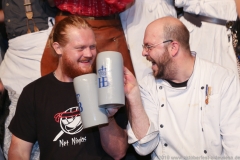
[[9, 73, 127, 160]]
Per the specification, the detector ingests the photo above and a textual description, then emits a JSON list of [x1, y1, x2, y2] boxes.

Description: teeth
[[80, 60, 90, 63]]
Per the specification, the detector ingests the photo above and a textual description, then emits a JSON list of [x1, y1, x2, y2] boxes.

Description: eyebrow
[[74, 45, 86, 49]]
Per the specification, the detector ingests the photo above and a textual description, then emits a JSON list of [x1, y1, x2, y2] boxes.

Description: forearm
[[124, 67, 150, 142], [127, 87, 150, 140], [99, 117, 128, 160], [8, 150, 30, 160], [235, 0, 240, 17], [0, 10, 4, 22], [8, 135, 32, 160]]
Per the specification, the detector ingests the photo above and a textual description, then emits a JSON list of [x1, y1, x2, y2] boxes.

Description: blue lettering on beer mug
[[98, 77, 109, 88], [76, 94, 83, 112], [98, 65, 109, 88]]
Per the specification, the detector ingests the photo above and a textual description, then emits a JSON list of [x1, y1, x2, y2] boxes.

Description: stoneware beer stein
[[73, 73, 108, 128], [96, 51, 125, 108]]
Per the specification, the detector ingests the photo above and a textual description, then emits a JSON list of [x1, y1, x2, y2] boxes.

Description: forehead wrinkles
[[144, 31, 161, 44]]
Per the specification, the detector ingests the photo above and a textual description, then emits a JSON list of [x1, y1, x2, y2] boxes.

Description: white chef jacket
[[175, 0, 239, 78], [127, 55, 240, 159], [120, 0, 177, 81]]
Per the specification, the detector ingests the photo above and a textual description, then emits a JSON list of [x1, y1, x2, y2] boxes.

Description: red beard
[[61, 54, 93, 79]]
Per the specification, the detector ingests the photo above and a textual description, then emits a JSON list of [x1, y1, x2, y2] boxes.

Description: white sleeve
[[127, 120, 159, 155]]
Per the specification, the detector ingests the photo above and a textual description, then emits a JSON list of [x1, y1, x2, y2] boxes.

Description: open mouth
[[151, 61, 156, 65], [147, 57, 156, 66], [80, 60, 91, 63], [78, 58, 92, 64]]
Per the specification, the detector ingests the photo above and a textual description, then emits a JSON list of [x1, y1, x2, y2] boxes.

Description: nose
[[83, 47, 94, 58], [142, 48, 148, 57]]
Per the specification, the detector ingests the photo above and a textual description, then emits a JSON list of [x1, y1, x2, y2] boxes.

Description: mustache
[[146, 56, 155, 63], [77, 57, 94, 62]]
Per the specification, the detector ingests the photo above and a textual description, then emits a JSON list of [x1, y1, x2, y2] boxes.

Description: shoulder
[[23, 73, 54, 93], [196, 57, 238, 93], [139, 72, 156, 86], [138, 72, 161, 94], [197, 56, 236, 80]]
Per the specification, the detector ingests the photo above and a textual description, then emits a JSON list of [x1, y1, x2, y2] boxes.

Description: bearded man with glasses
[[124, 16, 240, 158]]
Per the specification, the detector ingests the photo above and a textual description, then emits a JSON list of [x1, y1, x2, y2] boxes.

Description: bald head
[[145, 16, 190, 51]]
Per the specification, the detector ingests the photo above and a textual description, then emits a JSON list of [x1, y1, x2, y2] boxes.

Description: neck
[[169, 52, 195, 83], [54, 67, 73, 82]]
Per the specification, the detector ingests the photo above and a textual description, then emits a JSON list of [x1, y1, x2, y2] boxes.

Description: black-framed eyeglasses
[[142, 40, 173, 52]]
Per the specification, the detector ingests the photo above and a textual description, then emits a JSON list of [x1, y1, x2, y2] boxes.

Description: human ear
[[169, 41, 179, 57], [52, 42, 63, 56]]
